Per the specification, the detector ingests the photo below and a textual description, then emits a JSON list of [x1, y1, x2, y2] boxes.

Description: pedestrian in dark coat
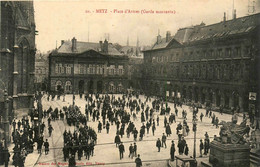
[[170, 140, 175, 161], [106, 121, 110, 134], [133, 143, 137, 157], [199, 139, 204, 157], [129, 144, 134, 159], [156, 138, 162, 152], [166, 124, 172, 137], [184, 144, 189, 156], [119, 142, 125, 159], [69, 155, 76, 167], [114, 135, 121, 147], [135, 154, 142, 167], [98, 121, 102, 133], [44, 139, 49, 155], [37, 137, 43, 154]]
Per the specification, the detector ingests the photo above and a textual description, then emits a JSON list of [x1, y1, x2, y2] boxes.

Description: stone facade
[[35, 52, 49, 91], [0, 1, 36, 140], [49, 38, 129, 94], [142, 13, 259, 113]]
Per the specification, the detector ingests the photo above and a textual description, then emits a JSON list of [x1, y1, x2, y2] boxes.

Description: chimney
[[157, 34, 161, 44], [233, 9, 236, 19], [71, 37, 77, 52], [103, 39, 108, 54], [166, 31, 171, 42], [61, 40, 65, 45], [99, 41, 103, 52], [223, 12, 226, 22]]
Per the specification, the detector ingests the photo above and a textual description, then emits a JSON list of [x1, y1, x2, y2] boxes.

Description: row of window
[[149, 45, 252, 63], [147, 63, 249, 81], [55, 64, 125, 75], [55, 80, 123, 92]]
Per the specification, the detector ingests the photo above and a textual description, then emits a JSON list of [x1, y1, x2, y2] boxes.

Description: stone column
[[220, 93, 225, 106], [191, 88, 195, 103], [13, 45, 19, 113], [239, 95, 244, 113], [229, 95, 234, 109], [93, 80, 97, 93], [212, 91, 217, 107]]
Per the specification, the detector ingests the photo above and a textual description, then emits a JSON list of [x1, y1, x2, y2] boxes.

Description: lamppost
[[192, 119, 197, 159]]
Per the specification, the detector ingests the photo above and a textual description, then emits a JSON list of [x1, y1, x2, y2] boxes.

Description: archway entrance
[[79, 80, 85, 94], [182, 86, 186, 99], [224, 92, 230, 108], [88, 80, 94, 94], [233, 91, 239, 109], [216, 89, 221, 107], [97, 81, 103, 93], [194, 87, 199, 103], [201, 88, 206, 104]]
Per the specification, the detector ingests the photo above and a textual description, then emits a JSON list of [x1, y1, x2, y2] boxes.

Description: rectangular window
[[226, 48, 231, 57], [89, 64, 93, 74], [79, 64, 84, 74], [235, 47, 241, 57]]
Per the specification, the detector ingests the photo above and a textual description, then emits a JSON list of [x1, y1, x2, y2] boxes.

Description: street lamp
[[192, 120, 197, 159]]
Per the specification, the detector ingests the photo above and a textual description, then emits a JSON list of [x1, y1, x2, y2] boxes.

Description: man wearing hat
[[119, 142, 125, 159], [170, 140, 175, 161], [200, 139, 204, 157], [135, 154, 142, 167]]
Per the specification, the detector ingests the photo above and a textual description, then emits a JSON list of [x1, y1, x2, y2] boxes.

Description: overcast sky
[[34, 0, 260, 53]]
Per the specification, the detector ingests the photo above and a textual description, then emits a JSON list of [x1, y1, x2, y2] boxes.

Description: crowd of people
[[2, 90, 252, 167]]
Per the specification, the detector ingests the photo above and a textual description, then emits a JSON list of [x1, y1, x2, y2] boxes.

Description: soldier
[[166, 123, 172, 137], [44, 139, 49, 155], [37, 136, 43, 154], [119, 142, 125, 159], [69, 155, 76, 167], [135, 154, 142, 167], [152, 123, 156, 136], [170, 140, 175, 161], [85, 144, 90, 160], [129, 144, 134, 159], [106, 121, 110, 134], [184, 143, 189, 156], [90, 140, 95, 157], [199, 139, 204, 157], [114, 134, 121, 147], [133, 128, 138, 141], [200, 113, 204, 122], [63, 144, 69, 161], [48, 124, 54, 137], [78, 144, 83, 160], [156, 138, 162, 152], [98, 121, 102, 133], [133, 143, 137, 157], [162, 133, 167, 148]]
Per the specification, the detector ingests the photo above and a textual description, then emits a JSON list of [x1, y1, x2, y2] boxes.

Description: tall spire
[[136, 35, 140, 57]]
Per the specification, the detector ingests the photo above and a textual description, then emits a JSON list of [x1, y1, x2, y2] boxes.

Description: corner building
[[142, 13, 260, 114], [49, 38, 128, 94]]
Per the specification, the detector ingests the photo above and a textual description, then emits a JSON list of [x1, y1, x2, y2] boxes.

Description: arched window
[[118, 83, 123, 92], [65, 81, 72, 92], [55, 81, 62, 91], [109, 82, 115, 93]]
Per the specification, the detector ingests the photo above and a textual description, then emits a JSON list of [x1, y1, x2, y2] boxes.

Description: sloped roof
[[146, 13, 260, 51], [175, 13, 260, 44], [152, 36, 175, 50], [56, 40, 123, 56]]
